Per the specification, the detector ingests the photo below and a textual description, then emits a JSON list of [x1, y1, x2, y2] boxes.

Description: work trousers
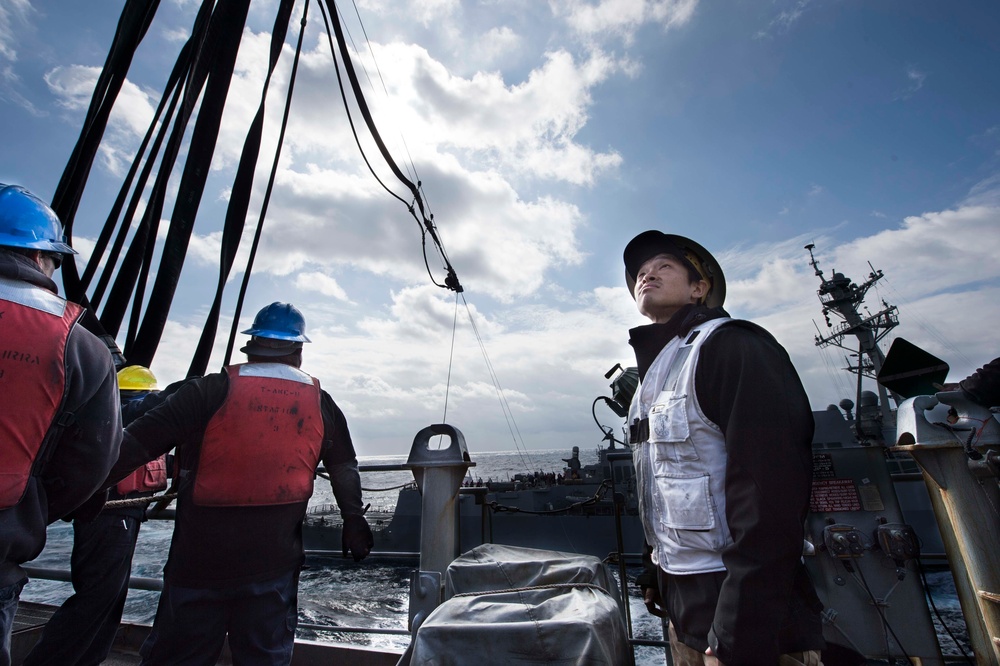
[[0, 578, 25, 666], [23, 514, 141, 666], [139, 569, 298, 666], [668, 624, 824, 666]]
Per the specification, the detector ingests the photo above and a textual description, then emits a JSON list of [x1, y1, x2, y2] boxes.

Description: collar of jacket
[[628, 304, 729, 382], [0, 249, 59, 294]]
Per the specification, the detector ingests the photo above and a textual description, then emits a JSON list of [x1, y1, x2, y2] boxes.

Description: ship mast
[[805, 244, 901, 435]]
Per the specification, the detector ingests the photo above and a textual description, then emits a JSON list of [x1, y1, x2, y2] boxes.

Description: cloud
[[137, 26, 607, 301], [296, 271, 351, 302], [754, 0, 813, 40], [240, 158, 587, 302], [467, 26, 522, 69], [555, 0, 699, 44], [339, 42, 625, 185], [138, 192, 1000, 455], [894, 66, 926, 101], [716, 201, 1000, 412], [44, 65, 158, 175], [0, 0, 32, 63], [0, 1, 47, 116]]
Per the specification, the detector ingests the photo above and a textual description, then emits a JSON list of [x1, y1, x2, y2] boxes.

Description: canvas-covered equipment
[[408, 543, 630, 665]]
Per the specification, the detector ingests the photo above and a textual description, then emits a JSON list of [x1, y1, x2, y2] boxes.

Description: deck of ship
[[10, 601, 403, 666]]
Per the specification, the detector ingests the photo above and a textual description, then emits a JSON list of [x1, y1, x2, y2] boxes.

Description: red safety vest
[[192, 363, 324, 507], [116, 455, 168, 495], [0, 281, 83, 509]]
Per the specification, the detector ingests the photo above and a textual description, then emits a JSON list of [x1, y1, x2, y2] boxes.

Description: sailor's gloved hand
[[636, 545, 666, 617], [642, 585, 666, 618], [342, 514, 374, 562]]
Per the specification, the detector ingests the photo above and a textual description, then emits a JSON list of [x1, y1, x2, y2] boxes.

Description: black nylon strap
[[99, 0, 217, 340], [84, 36, 193, 303], [127, 0, 253, 367], [53, 0, 161, 306], [189, 0, 297, 377]]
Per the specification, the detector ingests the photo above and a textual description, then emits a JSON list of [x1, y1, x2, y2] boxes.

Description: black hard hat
[[623, 230, 726, 308]]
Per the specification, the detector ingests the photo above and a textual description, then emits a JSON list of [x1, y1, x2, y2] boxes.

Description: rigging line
[[317, 0, 408, 210], [223, 0, 309, 368], [325, 0, 421, 202], [317, 1, 454, 292], [323, 0, 460, 293], [459, 293, 537, 474], [336, 0, 422, 186], [441, 290, 460, 424], [851, 562, 916, 663]]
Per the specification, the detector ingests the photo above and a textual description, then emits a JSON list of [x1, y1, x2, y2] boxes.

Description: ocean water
[[22, 448, 970, 664]]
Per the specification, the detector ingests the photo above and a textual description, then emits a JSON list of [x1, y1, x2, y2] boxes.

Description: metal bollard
[[893, 392, 1000, 665], [405, 424, 473, 632]]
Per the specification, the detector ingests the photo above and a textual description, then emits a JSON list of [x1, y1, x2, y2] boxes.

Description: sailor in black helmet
[[107, 302, 373, 666], [624, 231, 824, 665]]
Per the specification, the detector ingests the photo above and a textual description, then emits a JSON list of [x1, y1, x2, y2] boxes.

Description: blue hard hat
[[0, 184, 77, 255], [241, 302, 310, 342]]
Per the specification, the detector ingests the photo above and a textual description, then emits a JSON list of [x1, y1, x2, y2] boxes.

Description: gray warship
[[11, 0, 998, 662]]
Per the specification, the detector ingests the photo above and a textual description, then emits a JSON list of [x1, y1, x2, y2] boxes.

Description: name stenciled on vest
[[246, 401, 302, 415], [258, 386, 302, 397], [0, 348, 42, 365]]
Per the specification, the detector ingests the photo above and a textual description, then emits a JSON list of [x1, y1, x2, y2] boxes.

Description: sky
[[1, 0, 998, 461]]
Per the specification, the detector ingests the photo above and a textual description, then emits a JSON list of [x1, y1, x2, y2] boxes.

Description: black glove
[[342, 514, 374, 562], [636, 544, 666, 618]]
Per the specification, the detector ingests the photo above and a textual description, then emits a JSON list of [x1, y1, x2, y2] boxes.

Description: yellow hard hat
[[117, 365, 159, 391]]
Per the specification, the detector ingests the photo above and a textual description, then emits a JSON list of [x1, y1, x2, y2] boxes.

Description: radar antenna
[[805, 245, 901, 434]]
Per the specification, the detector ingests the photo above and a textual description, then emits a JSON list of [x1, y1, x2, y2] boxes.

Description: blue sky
[[1, 0, 998, 458]]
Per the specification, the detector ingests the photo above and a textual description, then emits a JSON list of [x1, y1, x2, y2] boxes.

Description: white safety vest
[[628, 317, 733, 574]]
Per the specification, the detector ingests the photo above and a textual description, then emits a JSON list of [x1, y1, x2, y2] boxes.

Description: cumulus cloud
[[555, 0, 699, 44], [340, 42, 625, 185], [44, 65, 158, 175], [712, 200, 1000, 411], [295, 271, 351, 301]]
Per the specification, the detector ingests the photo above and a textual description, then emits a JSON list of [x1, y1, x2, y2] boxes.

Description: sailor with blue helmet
[[0, 184, 122, 666], [624, 230, 824, 665], [106, 301, 373, 665]]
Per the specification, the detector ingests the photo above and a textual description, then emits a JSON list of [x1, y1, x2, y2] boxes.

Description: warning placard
[[809, 478, 861, 512], [812, 453, 836, 480]]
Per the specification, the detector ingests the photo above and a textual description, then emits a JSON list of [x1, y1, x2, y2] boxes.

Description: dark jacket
[[960, 357, 1000, 407], [107, 364, 364, 587], [0, 250, 122, 588], [630, 304, 822, 664]]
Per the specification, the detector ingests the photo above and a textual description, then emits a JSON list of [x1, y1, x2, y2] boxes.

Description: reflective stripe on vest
[[0, 277, 82, 509], [116, 455, 168, 495], [193, 363, 324, 507]]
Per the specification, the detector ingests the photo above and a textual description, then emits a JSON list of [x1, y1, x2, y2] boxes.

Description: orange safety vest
[[192, 363, 324, 507], [116, 455, 168, 495], [0, 279, 83, 509]]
